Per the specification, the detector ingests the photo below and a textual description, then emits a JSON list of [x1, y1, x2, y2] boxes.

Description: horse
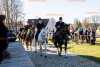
[[35, 18, 56, 57], [19, 28, 27, 44], [37, 27, 48, 57], [34, 27, 44, 53], [25, 25, 35, 50], [53, 24, 70, 56], [18, 25, 35, 50], [18, 28, 23, 42]]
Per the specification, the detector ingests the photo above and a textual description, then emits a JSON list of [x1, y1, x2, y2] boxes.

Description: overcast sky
[[22, 0, 100, 23]]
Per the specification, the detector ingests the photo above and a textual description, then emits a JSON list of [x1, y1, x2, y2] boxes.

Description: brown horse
[[18, 25, 35, 50], [25, 26, 35, 50], [18, 28, 27, 44], [53, 24, 70, 56]]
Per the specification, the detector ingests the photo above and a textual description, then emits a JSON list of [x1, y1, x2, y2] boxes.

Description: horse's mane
[[45, 18, 56, 33]]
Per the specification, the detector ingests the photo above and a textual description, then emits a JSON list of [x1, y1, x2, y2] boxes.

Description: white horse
[[37, 18, 56, 57], [38, 27, 48, 57]]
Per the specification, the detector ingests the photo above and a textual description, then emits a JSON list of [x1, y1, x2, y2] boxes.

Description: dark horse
[[18, 28, 25, 43], [53, 24, 70, 56], [25, 25, 35, 50], [18, 25, 35, 50]]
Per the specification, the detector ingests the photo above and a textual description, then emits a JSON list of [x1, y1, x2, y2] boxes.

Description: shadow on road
[[79, 55, 100, 64]]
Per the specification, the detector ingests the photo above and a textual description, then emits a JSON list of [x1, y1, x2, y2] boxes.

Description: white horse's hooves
[[40, 54, 43, 56], [35, 51, 37, 53], [27, 48, 29, 50], [44, 56, 47, 58]]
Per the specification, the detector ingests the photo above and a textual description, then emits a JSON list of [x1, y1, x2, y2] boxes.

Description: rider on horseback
[[54, 17, 69, 56], [35, 18, 44, 52], [54, 17, 65, 46], [55, 17, 65, 32], [35, 18, 44, 41]]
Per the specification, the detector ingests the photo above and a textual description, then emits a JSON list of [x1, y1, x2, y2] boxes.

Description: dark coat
[[0, 22, 8, 52], [55, 21, 65, 31]]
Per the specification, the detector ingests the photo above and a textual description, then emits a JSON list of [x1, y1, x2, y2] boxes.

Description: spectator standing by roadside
[[0, 15, 9, 63], [90, 28, 96, 45], [86, 28, 91, 43]]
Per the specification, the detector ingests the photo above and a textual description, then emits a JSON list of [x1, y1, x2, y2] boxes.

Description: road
[[24, 41, 100, 67]]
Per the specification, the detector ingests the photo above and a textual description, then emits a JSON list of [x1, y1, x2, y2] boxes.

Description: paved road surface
[[0, 42, 35, 67], [25, 42, 100, 67], [0, 41, 100, 67]]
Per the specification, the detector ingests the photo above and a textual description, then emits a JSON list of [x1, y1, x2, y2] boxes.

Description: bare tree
[[73, 19, 82, 30], [1, 0, 24, 31], [82, 18, 90, 29]]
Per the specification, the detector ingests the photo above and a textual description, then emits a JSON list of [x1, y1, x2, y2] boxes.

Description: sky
[[21, 0, 100, 23]]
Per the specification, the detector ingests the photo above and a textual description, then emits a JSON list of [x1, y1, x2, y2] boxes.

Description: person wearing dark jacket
[[85, 29, 91, 43], [55, 17, 65, 32], [35, 18, 44, 41], [0, 15, 9, 63], [90, 28, 96, 45], [55, 17, 65, 43], [54, 17, 69, 56], [35, 18, 44, 52]]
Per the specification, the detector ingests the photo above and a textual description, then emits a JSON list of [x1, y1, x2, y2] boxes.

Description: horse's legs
[[26, 41, 29, 50], [59, 41, 62, 56], [29, 40, 32, 51], [35, 40, 37, 53], [59, 46, 62, 56], [54, 39, 59, 54], [64, 41, 67, 56], [21, 39, 23, 44], [39, 43, 43, 56], [22, 37, 24, 44], [44, 41, 47, 58]]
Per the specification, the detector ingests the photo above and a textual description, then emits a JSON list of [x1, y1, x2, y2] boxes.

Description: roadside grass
[[68, 38, 100, 63]]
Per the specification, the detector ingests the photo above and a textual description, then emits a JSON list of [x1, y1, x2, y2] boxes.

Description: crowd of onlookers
[[70, 26, 96, 45]]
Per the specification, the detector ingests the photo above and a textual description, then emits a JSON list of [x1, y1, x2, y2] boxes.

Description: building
[[28, 19, 49, 27]]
